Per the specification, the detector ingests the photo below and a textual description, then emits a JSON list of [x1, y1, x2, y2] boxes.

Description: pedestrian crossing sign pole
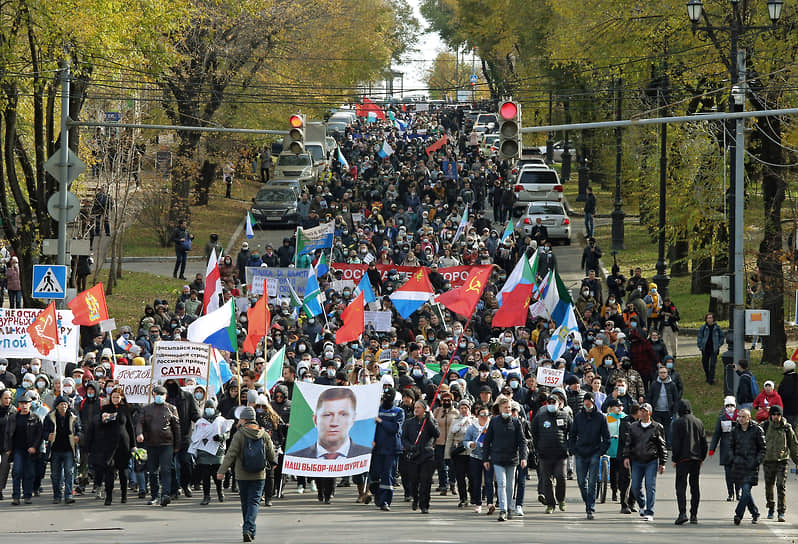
[[32, 265, 67, 299]]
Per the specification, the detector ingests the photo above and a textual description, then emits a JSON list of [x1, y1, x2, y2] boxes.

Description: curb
[[104, 256, 205, 264]]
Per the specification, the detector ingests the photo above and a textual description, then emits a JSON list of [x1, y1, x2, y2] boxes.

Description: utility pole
[[653, 55, 670, 298], [546, 91, 554, 164], [732, 48, 747, 367], [57, 60, 70, 270], [562, 97, 571, 181], [611, 78, 625, 250]]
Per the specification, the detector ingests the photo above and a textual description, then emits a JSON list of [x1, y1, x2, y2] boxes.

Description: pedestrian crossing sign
[[32, 265, 67, 299]]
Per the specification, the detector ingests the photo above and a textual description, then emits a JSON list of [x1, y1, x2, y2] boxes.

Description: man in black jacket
[[646, 366, 680, 448], [670, 400, 707, 525], [778, 360, 798, 427], [530, 392, 572, 514], [165, 379, 200, 498], [5, 393, 43, 505], [623, 403, 667, 521], [568, 392, 610, 519]]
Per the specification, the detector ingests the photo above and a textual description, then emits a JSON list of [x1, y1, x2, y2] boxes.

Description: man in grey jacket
[[136, 385, 181, 507]]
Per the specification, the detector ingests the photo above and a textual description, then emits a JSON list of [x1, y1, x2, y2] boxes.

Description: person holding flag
[[464, 403, 494, 514]]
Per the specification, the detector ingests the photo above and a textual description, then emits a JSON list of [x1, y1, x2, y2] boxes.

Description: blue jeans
[[12, 449, 36, 500], [631, 459, 659, 516], [493, 464, 517, 513], [585, 212, 594, 238], [147, 445, 173, 500], [575, 453, 600, 513], [735, 482, 759, 519], [369, 453, 399, 507], [8, 290, 22, 309], [238, 479, 265, 537], [51, 451, 75, 500], [653, 411, 673, 448]]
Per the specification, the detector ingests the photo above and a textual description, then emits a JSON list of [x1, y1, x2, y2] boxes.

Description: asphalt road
[[3, 459, 797, 543]]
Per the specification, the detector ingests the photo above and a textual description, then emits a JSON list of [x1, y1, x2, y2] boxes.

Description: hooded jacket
[[730, 421, 765, 486], [219, 424, 275, 480], [530, 407, 571, 460], [165, 380, 200, 448], [762, 417, 798, 464], [568, 405, 610, 458], [670, 400, 707, 463]]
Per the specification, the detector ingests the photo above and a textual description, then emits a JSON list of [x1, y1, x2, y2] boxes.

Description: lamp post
[[652, 71, 670, 298], [686, 0, 784, 366], [611, 78, 625, 250]]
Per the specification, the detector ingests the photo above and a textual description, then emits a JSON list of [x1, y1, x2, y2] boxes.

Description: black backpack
[[241, 436, 267, 473]]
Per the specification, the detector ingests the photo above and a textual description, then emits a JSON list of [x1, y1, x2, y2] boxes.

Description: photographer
[[401, 400, 440, 514]]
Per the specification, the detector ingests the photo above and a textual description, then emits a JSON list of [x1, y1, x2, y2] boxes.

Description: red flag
[[27, 301, 59, 356], [791, 346, 798, 363], [435, 265, 492, 318], [68, 283, 109, 326], [356, 98, 386, 120], [243, 280, 271, 354], [336, 291, 365, 344], [425, 134, 448, 156], [492, 283, 535, 328]]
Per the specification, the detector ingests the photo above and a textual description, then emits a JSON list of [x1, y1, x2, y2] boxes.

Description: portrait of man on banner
[[292, 387, 372, 459]]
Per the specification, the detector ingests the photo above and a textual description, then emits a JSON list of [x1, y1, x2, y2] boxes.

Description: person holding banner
[[401, 400, 440, 514], [217, 406, 276, 543], [370, 386, 405, 511], [193, 399, 229, 505]]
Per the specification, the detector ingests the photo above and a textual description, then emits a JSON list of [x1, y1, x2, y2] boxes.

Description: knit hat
[[770, 404, 783, 415], [54, 395, 69, 407], [784, 360, 796, 373], [239, 406, 256, 421], [724, 396, 736, 407], [764, 380, 775, 389]]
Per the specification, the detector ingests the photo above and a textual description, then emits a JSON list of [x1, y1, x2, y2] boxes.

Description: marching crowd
[[2, 104, 798, 541]]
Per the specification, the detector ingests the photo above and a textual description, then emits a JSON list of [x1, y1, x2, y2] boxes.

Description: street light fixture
[[686, 0, 703, 23], [768, 0, 784, 23]]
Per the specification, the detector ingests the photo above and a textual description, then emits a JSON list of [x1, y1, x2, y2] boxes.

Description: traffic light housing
[[498, 100, 521, 160], [288, 114, 305, 154]]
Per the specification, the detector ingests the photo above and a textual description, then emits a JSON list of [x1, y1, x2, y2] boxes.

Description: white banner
[[151, 341, 210, 381], [536, 367, 564, 388], [364, 311, 392, 332], [115, 366, 152, 404], [0, 308, 79, 361]]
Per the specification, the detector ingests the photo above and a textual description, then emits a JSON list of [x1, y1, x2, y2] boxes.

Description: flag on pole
[[287, 280, 303, 309], [187, 298, 238, 353], [542, 268, 573, 326], [337, 148, 349, 170], [356, 98, 385, 119], [377, 140, 394, 159], [355, 273, 377, 304], [296, 222, 335, 257], [389, 268, 435, 319], [256, 346, 285, 391], [500, 219, 514, 244], [242, 280, 271, 354], [547, 304, 581, 360], [245, 212, 256, 239], [497, 252, 536, 306], [68, 283, 109, 326], [493, 283, 535, 328], [301, 265, 324, 318], [316, 253, 329, 278], [336, 291, 365, 344], [203, 248, 223, 315], [425, 134, 448, 155], [435, 265, 492, 318], [27, 301, 58, 356], [451, 203, 469, 245]]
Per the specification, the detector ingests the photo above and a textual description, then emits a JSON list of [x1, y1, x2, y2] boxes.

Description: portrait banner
[[282, 382, 380, 477]]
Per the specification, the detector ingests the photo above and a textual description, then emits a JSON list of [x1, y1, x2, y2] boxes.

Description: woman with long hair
[[91, 387, 135, 505]]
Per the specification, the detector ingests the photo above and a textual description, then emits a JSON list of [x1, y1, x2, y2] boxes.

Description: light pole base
[[611, 205, 625, 250], [652, 271, 670, 299]]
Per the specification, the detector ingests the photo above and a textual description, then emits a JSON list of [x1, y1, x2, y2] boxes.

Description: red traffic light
[[499, 101, 518, 120], [288, 114, 303, 128]]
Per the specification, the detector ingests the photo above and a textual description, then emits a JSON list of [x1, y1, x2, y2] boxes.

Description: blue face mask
[[154, 395, 166, 405], [412, 369, 423, 378], [501, 412, 511, 419], [666, 363, 674, 370], [510, 381, 519, 390], [204, 408, 215, 417], [194, 392, 204, 401], [87, 391, 95, 399], [546, 404, 557, 413]]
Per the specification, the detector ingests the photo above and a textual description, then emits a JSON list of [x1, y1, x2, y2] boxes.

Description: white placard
[[536, 367, 564, 388], [151, 341, 210, 381], [115, 366, 152, 404], [745, 309, 770, 336], [364, 310, 392, 332], [0, 308, 79, 361]]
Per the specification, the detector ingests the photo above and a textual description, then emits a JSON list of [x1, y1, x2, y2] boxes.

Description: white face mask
[[726, 407, 735, 416], [595, 339, 603, 346], [640, 420, 651, 428], [63, 386, 74, 395]]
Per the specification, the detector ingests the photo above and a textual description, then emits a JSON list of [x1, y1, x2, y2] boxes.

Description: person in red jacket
[[753, 380, 783, 422], [628, 318, 656, 389]]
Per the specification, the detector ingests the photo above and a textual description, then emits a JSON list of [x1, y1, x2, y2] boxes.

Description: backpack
[[241, 435, 267, 473], [749, 373, 759, 398]]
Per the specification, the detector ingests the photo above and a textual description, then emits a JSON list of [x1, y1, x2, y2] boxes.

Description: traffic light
[[710, 275, 730, 304], [498, 100, 521, 160], [287, 114, 305, 154]]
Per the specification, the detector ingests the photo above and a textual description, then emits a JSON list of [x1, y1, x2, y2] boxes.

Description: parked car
[[273, 152, 317, 185], [520, 201, 571, 244], [266, 178, 304, 193], [513, 165, 562, 204], [480, 134, 500, 156], [250, 186, 300, 227]]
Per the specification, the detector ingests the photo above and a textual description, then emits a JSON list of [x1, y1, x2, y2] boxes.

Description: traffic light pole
[[57, 60, 70, 271], [732, 51, 746, 368]]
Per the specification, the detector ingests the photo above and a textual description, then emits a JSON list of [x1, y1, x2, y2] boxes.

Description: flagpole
[[236, 350, 242, 405], [294, 226, 300, 267], [205, 349, 212, 395]]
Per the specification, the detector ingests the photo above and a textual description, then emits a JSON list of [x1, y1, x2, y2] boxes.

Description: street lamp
[[685, 0, 784, 367]]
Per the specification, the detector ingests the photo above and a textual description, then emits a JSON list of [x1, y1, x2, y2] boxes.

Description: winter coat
[[568, 407, 610, 458], [762, 418, 798, 464], [4, 410, 43, 451], [374, 404, 404, 455], [165, 382, 200, 449], [670, 401, 707, 463], [566, 388, 586, 416], [86, 404, 134, 468], [530, 408, 571, 460], [753, 390, 783, 417], [444, 414, 473, 459], [135, 402, 181, 447], [646, 378, 681, 415], [464, 421, 489, 460], [219, 425, 275, 480], [42, 409, 81, 456], [730, 422, 765, 486], [709, 410, 737, 466], [433, 405, 458, 446], [778, 372, 798, 415], [482, 415, 528, 467], [606, 411, 626, 458], [629, 330, 657, 381], [623, 420, 667, 465], [401, 414, 440, 464], [0, 404, 17, 451]]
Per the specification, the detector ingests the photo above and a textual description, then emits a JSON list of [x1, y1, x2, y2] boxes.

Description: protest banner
[[151, 341, 210, 381], [188, 417, 234, 456], [245, 267, 309, 297], [536, 366, 565, 388], [332, 263, 471, 286], [364, 311, 392, 332], [116, 366, 153, 404], [283, 382, 380, 477], [0, 308, 79, 361]]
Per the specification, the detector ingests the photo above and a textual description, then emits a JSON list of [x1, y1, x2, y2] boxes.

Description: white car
[[273, 152, 317, 185], [513, 165, 562, 203], [520, 201, 571, 245]]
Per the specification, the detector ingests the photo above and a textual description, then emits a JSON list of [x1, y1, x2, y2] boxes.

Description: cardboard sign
[[536, 367, 564, 388], [151, 341, 210, 380]]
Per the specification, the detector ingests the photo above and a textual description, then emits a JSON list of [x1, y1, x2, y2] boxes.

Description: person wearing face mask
[[33, 374, 51, 400], [587, 334, 617, 375], [0, 358, 17, 388], [135, 385, 181, 507], [5, 392, 43, 504], [467, 363, 499, 399], [14, 373, 36, 403], [661, 356, 683, 398], [401, 400, 440, 514], [444, 398, 474, 508], [482, 397, 528, 522], [164, 379, 200, 499], [432, 391, 457, 496], [254, 395, 285, 506], [506, 373, 528, 407], [192, 399, 229, 505], [531, 390, 572, 514], [622, 403, 667, 521], [0, 389, 17, 500], [315, 361, 339, 386], [605, 398, 631, 510], [87, 387, 134, 505], [369, 386, 404, 511], [709, 396, 740, 502], [608, 357, 645, 404], [729, 408, 765, 525], [77, 381, 101, 497], [670, 399, 708, 525], [568, 392, 610, 520]]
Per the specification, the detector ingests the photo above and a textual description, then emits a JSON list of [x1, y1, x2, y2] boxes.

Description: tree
[[424, 51, 473, 100]]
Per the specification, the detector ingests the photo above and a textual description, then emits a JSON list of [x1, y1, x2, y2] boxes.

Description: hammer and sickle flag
[[436, 265, 492, 318], [493, 282, 535, 328], [27, 301, 59, 356]]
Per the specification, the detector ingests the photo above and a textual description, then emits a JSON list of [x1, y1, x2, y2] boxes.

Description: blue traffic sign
[[469, 74, 478, 84], [105, 111, 122, 122], [32, 265, 67, 299]]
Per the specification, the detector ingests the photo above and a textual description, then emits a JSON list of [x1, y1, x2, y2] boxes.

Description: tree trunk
[[168, 133, 202, 224], [195, 159, 217, 206], [691, 229, 712, 294], [669, 239, 689, 276]]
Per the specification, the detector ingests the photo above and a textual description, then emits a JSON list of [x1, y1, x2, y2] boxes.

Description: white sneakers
[[515, 505, 524, 516], [474, 505, 482, 514]]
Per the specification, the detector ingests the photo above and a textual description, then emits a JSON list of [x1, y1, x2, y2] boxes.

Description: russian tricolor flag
[[389, 268, 435, 319]]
